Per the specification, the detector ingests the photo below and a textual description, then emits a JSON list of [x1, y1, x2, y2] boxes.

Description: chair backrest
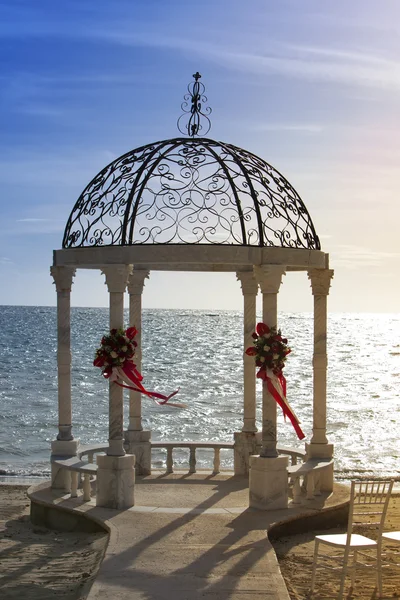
[[347, 480, 394, 538]]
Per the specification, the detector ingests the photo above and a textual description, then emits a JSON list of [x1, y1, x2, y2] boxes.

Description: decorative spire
[[177, 71, 212, 137]]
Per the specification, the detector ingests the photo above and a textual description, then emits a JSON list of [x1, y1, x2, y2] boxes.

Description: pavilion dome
[[63, 136, 320, 251]]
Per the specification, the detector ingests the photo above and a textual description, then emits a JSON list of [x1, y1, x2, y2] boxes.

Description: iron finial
[[177, 72, 212, 137]]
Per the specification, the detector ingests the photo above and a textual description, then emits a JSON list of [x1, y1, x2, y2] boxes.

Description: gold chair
[[310, 479, 394, 599]]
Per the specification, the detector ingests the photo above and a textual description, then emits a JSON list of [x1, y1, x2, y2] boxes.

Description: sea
[[0, 306, 399, 483]]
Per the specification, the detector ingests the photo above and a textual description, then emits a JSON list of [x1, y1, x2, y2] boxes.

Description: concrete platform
[[28, 472, 350, 600]]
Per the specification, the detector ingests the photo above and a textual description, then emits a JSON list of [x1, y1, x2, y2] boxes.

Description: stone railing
[[52, 444, 108, 502], [151, 441, 233, 475], [53, 442, 322, 504], [151, 441, 306, 474], [288, 458, 334, 503]]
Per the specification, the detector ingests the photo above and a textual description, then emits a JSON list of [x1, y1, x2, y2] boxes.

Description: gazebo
[[50, 73, 334, 510]]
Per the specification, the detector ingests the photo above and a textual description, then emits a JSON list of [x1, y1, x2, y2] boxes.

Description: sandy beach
[[0, 484, 108, 600], [273, 494, 400, 599], [0, 484, 399, 600]]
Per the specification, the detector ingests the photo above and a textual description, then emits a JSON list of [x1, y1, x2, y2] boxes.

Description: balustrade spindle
[[166, 447, 174, 473], [189, 447, 196, 473], [83, 474, 91, 501], [292, 476, 302, 504], [213, 448, 220, 474], [306, 473, 315, 500]]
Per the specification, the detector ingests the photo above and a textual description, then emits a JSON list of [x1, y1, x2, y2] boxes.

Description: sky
[[1, 0, 399, 313]]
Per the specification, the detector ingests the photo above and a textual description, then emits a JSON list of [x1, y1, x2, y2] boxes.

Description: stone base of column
[[124, 430, 151, 476], [50, 439, 80, 490], [96, 454, 136, 509], [249, 455, 289, 510], [233, 432, 258, 475], [305, 442, 334, 493]]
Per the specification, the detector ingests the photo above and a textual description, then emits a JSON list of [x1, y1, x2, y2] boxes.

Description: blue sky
[[1, 0, 399, 312]]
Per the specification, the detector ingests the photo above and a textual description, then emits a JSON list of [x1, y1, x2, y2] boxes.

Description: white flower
[[263, 345, 270, 352], [260, 356, 265, 362], [110, 351, 118, 358], [273, 353, 279, 360], [122, 345, 127, 352], [124, 336, 130, 343]]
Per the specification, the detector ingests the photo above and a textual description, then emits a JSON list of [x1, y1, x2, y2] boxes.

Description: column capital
[[127, 269, 150, 295], [253, 265, 286, 294], [50, 266, 76, 292], [102, 265, 132, 293], [308, 269, 334, 296], [236, 271, 258, 296]]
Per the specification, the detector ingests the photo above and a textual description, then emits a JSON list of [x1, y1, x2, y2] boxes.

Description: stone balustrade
[[53, 442, 317, 504], [288, 458, 334, 504]]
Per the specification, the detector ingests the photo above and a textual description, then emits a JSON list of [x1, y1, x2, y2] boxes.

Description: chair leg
[[310, 539, 320, 593], [376, 547, 383, 598], [350, 550, 357, 589], [338, 548, 351, 600]]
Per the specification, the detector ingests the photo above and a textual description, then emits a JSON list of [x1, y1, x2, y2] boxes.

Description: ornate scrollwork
[[63, 137, 320, 250], [177, 72, 212, 137]]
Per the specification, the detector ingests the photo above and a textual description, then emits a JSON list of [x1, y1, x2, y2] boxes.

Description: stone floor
[[29, 473, 350, 600]]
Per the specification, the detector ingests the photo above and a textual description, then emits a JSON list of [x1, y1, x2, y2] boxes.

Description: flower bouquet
[[94, 326, 185, 407], [246, 322, 304, 440]]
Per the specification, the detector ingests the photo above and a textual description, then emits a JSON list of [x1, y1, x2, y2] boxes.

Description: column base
[[50, 438, 80, 490], [305, 442, 334, 493], [249, 455, 289, 510], [233, 431, 258, 475], [124, 430, 151, 476], [96, 453, 136, 509]]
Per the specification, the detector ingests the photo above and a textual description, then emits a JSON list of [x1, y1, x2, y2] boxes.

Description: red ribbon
[[104, 362, 185, 408], [257, 367, 305, 440]]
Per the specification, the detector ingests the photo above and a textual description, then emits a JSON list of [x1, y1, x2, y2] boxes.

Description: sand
[[273, 495, 400, 600], [0, 484, 108, 600], [0, 485, 399, 600]]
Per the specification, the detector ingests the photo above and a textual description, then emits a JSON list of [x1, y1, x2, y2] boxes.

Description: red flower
[[256, 367, 267, 380], [245, 347, 258, 356], [256, 322, 270, 336], [110, 328, 117, 335], [103, 366, 112, 378], [93, 356, 105, 368], [126, 326, 138, 340]]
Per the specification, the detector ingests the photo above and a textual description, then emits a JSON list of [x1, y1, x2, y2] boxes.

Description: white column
[[254, 265, 286, 458], [50, 266, 76, 441], [50, 266, 79, 490], [102, 265, 132, 457], [127, 269, 149, 431], [97, 265, 136, 510], [125, 269, 152, 476], [249, 265, 288, 511], [307, 269, 334, 459], [233, 271, 258, 476], [236, 271, 258, 433]]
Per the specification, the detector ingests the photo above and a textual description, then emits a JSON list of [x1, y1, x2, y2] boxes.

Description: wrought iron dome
[[63, 75, 320, 250]]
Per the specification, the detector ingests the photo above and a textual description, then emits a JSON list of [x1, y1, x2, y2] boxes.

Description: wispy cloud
[[330, 245, 400, 269], [16, 218, 55, 223], [0, 257, 13, 265], [216, 46, 400, 93]]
